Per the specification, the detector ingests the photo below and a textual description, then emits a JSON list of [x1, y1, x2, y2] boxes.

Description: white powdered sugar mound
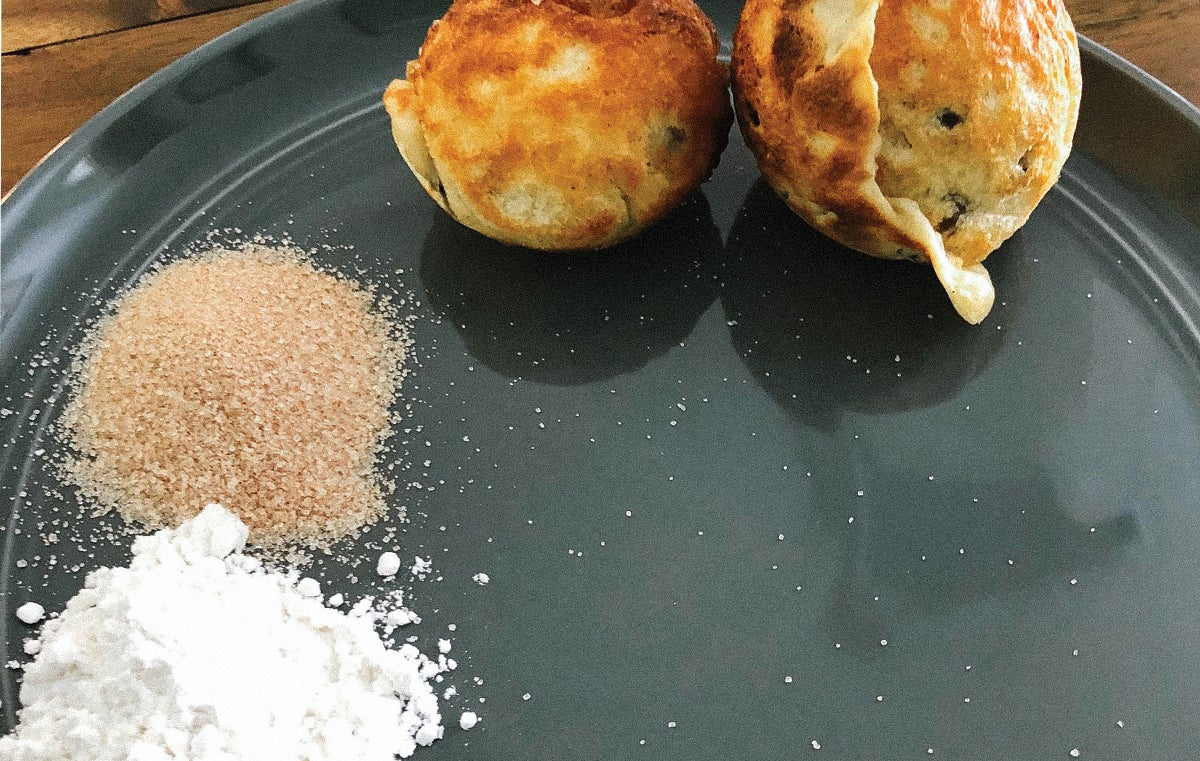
[[0, 504, 447, 761]]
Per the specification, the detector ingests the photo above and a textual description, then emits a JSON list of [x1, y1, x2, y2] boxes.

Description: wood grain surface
[[1070, 0, 1200, 105], [0, 0, 266, 53], [1, 0, 291, 193], [2, 0, 1198, 195]]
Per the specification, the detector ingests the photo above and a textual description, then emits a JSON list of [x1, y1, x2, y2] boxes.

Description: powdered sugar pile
[[0, 504, 448, 760]]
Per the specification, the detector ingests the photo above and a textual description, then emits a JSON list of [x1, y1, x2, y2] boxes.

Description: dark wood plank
[[1, 0, 272, 54], [1066, 0, 1198, 29], [1066, 0, 1200, 103], [1, 0, 291, 194]]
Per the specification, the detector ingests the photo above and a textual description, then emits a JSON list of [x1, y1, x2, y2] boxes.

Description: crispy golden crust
[[383, 0, 732, 251], [731, 0, 1081, 323]]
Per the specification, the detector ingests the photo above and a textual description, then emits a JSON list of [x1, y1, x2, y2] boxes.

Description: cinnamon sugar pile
[[61, 243, 409, 548]]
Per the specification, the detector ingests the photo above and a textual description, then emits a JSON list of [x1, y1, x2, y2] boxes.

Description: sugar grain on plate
[[378, 551, 402, 577], [15, 602, 45, 625]]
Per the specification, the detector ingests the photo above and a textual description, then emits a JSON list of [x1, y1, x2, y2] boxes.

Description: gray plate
[[3, 1, 1200, 758]]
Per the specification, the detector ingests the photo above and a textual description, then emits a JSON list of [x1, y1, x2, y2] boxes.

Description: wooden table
[[3, 0, 1198, 195]]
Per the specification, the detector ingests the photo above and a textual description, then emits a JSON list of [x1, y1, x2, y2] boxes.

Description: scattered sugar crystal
[[377, 551, 402, 577], [472, 572, 490, 585], [15, 602, 45, 625], [386, 608, 420, 627], [296, 578, 321, 597], [327, 593, 344, 607], [459, 711, 479, 730], [411, 556, 432, 579], [438, 639, 452, 654]]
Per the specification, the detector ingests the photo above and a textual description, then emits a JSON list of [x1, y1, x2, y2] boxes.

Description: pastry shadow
[[419, 191, 723, 385], [720, 179, 1025, 430], [718, 182, 1131, 636], [816, 456, 1141, 649]]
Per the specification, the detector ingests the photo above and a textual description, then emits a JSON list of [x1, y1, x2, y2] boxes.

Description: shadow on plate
[[720, 179, 1023, 431], [816, 453, 1141, 651], [719, 181, 1139, 639], [419, 191, 722, 385]]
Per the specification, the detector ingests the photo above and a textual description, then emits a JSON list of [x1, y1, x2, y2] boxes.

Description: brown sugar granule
[[61, 244, 408, 548]]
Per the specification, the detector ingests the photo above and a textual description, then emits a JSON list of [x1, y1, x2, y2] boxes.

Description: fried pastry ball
[[731, 0, 1082, 323], [383, 0, 733, 251]]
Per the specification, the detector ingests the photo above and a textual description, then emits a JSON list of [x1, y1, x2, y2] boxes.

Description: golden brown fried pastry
[[731, 0, 1082, 323], [383, 0, 733, 251]]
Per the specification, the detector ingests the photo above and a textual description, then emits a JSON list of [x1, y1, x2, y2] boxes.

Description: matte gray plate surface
[[3, 1, 1200, 758]]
